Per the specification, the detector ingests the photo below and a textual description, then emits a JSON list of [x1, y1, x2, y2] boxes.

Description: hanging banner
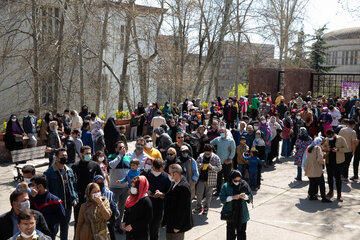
[[342, 82, 359, 98]]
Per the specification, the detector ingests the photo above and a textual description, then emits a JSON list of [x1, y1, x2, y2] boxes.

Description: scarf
[[301, 136, 324, 169], [298, 127, 311, 141], [125, 175, 149, 208], [92, 120, 104, 140]]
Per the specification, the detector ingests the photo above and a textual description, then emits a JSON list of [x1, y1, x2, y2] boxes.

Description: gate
[[311, 73, 360, 97]]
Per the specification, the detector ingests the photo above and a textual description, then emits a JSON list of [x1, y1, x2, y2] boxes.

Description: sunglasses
[[177, 136, 184, 139], [146, 140, 152, 143]]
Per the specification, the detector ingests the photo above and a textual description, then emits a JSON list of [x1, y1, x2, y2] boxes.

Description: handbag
[[220, 208, 233, 221]]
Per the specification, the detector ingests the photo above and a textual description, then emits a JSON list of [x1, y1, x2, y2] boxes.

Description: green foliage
[[100, 114, 106, 121], [228, 83, 248, 97], [159, 105, 163, 111], [201, 102, 209, 109], [309, 25, 335, 73], [2, 122, 6, 133], [115, 110, 129, 119]]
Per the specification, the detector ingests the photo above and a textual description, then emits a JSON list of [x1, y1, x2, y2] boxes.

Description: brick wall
[[248, 67, 281, 102], [284, 68, 314, 103]]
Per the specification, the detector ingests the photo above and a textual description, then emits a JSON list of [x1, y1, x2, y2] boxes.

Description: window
[[355, 51, 358, 65], [40, 6, 60, 41]]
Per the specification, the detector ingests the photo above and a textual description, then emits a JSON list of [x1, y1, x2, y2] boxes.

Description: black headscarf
[[4, 114, 24, 151], [104, 117, 121, 154], [44, 112, 52, 124]]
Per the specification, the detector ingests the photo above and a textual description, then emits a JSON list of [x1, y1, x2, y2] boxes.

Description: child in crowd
[[94, 151, 110, 187], [243, 150, 264, 191], [119, 125, 128, 150], [130, 112, 139, 141], [117, 158, 140, 188], [236, 136, 249, 179]]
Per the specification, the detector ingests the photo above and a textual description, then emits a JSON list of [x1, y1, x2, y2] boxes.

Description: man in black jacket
[[223, 98, 237, 129], [62, 127, 77, 166], [23, 109, 38, 148], [71, 145, 103, 228], [163, 164, 193, 240], [0, 189, 50, 240]]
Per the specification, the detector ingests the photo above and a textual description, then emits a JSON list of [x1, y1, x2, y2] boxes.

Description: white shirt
[[151, 116, 166, 129], [329, 108, 341, 126]]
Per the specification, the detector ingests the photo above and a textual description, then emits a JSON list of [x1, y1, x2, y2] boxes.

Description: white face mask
[[296, 116, 301, 120], [261, 120, 266, 124], [168, 175, 174, 182], [146, 142, 153, 148], [21, 230, 36, 239], [151, 169, 161, 177], [92, 192, 101, 199], [130, 187, 138, 195], [232, 180, 240, 186], [24, 178, 31, 184], [145, 164, 152, 170], [254, 126, 259, 130], [18, 200, 30, 211], [328, 137, 334, 141], [98, 157, 105, 162], [12, 118, 17, 122]]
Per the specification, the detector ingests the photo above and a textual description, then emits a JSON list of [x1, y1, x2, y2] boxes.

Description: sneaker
[[321, 198, 332, 203], [294, 177, 302, 181], [203, 206, 209, 215], [193, 207, 203, 214]]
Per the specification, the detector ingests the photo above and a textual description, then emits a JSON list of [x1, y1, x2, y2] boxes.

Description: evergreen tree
[[309, 25, 335, 73]]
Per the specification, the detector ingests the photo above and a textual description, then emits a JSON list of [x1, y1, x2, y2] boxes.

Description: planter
[[0, 133, 4, 141], [115, 119, 130, 125]]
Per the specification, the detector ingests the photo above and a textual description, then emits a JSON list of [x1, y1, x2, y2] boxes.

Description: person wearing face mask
[[164, 148, 182, 173], [162, 102, 173, 123], [245, 125, 255, 149], [75, 182, 112, 240], [322, 129, 348, 202], [61, 126, 76, 167], [177, 145, 199, 199], [44, 148, 78, 240], [23, 109, 38, 148], [16, 165, 36, 194], [195, 144, 222, 215], [259, 116, 272, 166], [72, 146, 104, 229], [291, 112, 305, 153], [8, 209, 51, 240], [143, 135, 163, 159], [220, 170, 252, 240], [127, 138, 152, 168], [144, 159, 171, 240], [94, 175, 120, 240], [0, 190, 50, 240], [4, 114, 25, 151], [276, 99, 288, 119], [122, 176, 153, 240], [281, 111, 294, 157], [211, 128, 236, 196], [153, 127, 173, 158], [39, 112, 53, 146], [79, 105, 89, 120], [294, 128, 313, 181], [94, 151, 110, 187], [151, 110, 166, 145], [81, 121, 94, 154], [29, 174, 65, 240], [118, 159, 141, 188], [223, 98, 237, 129], [168, 132, 194, 157], [163, 164, 193, 240], [268, 116, 282, 163]]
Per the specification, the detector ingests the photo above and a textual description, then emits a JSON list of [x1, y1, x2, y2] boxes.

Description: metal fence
[[311, 73, 360, 97]]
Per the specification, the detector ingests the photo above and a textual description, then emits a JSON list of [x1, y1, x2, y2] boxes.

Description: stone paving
[[0, 141, 359, 239]]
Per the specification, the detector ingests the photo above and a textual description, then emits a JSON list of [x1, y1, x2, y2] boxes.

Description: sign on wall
[[342, 82, 359, 98]]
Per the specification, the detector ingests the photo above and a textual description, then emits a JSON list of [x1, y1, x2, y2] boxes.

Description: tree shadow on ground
[[295, 198, 341, 213]]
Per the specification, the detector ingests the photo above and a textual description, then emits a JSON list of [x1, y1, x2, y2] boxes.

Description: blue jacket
[[178, 157, 199, 182], [243, 155, 264, 172], [81, 129, 94, 153], [121, 169, 140, 188], [44, 164, 79, 209]]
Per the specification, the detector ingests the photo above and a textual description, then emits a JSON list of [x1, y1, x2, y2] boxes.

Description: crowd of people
[[1, 90, 360, 240]]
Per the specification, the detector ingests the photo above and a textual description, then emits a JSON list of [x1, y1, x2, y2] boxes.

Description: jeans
[[296, 166, 302, 180], [342, 152, 353, 179], [326, 163, 342, 195], [237, 164, 247, 179], [281, 139, 291, 157], [110, 187, 129, 227], [217, 163, 232, 193], [308, 175, 326, 199], [226, 221, 247, 240], [60, 207, 72, 240], [249, 171, 257, 188], [196, 180, 213, 208], [149, 210, 163, 240]]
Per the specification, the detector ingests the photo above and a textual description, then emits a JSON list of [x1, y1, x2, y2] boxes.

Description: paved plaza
[[0, 141, 359, 240]]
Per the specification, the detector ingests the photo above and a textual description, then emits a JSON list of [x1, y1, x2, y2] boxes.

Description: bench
[[11, 146, 49, 182]]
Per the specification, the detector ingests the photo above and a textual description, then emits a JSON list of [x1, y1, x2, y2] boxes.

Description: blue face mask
[[84, 154, 91, 162], [220, 132, 226, 138]]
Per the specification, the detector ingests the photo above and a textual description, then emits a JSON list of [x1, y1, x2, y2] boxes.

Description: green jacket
[[251, 97, 261, 110], [163, 106, 172, 120], [220, 182, 252, 223]]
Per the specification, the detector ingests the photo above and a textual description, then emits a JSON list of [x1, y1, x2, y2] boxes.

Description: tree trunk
[[52, 1, 66, 113], [95, 0, 109, 113], [75, 1, 85, 106], [67, 60, 77, 109], [31, 0, 40, 115]]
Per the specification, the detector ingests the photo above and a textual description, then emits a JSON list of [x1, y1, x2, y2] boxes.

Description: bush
[[115, 110, 130, 119], [228, 83, 248, 97], [201, 102, 209, 109], [2, 122, 6, 133]]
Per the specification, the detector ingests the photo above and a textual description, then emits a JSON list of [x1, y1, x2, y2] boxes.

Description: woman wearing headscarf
[[171, 102, 180, 117], [39, 112, 53, 145], [269, 116, 282, 164], [319, 107, 333, 136], [122, 176, 153, 240], [154, 127, 172, 159], [75, 182, 112, 240], [259, 116, 272, 166], [45, 121, 62, 166], [135, 102, 146, 137], [70, 110, 83, 132], [294, 127, 312, 181], [303, 137, 331, 202], [162, 102, 173, 123], [220, 170, 252, 240], [104, 118, 121, 155], [281, 111, 293, 157], [92, 120, 105, 152], [4, 114, 25, 151], [79, 105, 89, 120]]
